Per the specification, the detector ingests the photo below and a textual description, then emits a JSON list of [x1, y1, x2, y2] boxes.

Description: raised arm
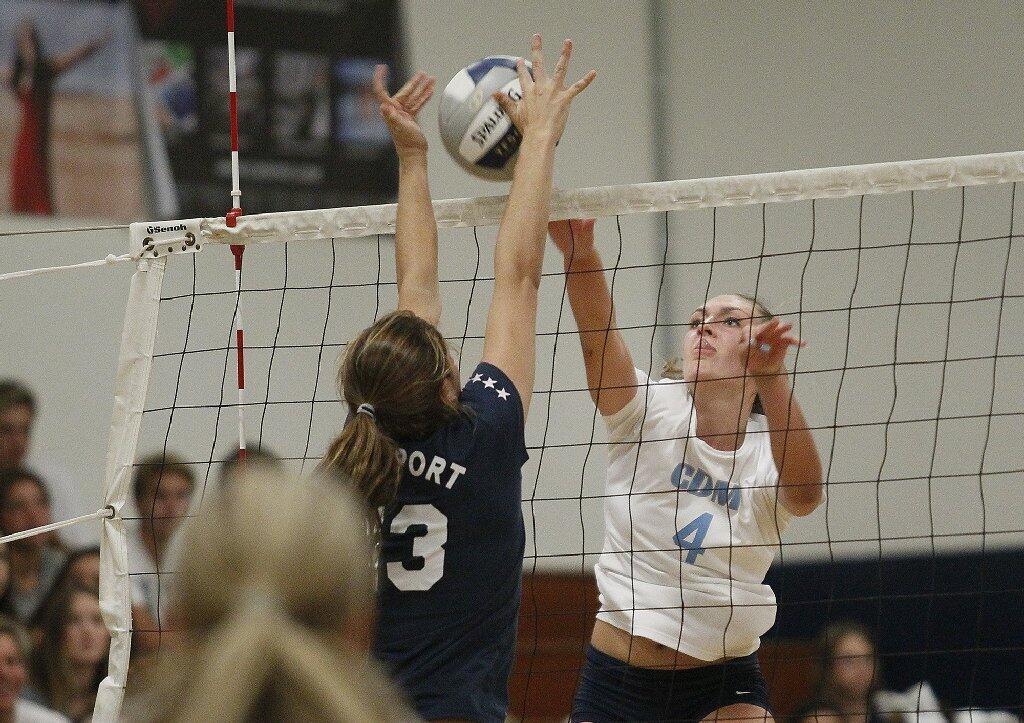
[[748, 319, 824, 517], [373, 66, 441, 325], [548, 219, 637, 416], [482, 35, 596, 417]]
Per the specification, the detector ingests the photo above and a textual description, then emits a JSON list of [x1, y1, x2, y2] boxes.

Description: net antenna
[[226, 0, 248, 460]]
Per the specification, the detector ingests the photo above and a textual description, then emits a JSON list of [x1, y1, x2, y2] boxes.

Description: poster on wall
[[0, 1, 147, 220], [136, 0, 404, 219]]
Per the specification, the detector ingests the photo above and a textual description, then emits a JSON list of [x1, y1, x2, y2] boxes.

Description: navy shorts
[[570, 644, 773, 722]]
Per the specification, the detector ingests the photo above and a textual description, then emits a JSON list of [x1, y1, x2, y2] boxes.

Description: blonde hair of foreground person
[[126, 468, 418, 722]]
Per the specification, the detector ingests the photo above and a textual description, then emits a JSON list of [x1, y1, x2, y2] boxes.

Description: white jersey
[[594, 368, 792, 661]]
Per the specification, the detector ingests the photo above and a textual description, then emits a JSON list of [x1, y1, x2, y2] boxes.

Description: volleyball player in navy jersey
[[319, 36, 595, 722]]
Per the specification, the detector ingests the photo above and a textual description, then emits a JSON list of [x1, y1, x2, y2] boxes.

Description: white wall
[[1, 1, 1021, 566], [660, 1, 1024, 178]]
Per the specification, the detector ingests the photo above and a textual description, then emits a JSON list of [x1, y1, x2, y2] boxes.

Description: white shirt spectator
[[15, 698, 70, 723], [126, 530, 177, 624]]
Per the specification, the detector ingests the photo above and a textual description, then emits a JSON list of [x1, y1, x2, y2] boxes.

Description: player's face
[[61, 591, 109, 667], [0, 479, 50, 544], [0, 633, 26, 713], [682, 295, 760, 384], [0, 404, 33, 470], [830, 632, 876, 699]]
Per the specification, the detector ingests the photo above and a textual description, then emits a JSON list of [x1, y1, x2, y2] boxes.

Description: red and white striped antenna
[[226, 0, 247, 461]]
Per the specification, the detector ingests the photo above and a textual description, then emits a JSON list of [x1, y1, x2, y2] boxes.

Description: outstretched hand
[[493, 34, 596, 142], [746, 318, 806, 380], [373, 65, 436, 157]]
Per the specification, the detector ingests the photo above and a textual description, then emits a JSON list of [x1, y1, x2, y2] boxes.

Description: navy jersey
[[373, 362, 529, 722]]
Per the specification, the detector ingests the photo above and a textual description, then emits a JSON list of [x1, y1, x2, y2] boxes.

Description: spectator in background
[[0, 615, 68, 722], [795, 620, 885, 723], [27, 550, 100, 648], [147, 446, 286, 643], [0, 470, 66, 623], [0, 384, 33, 474], [29, 548, 160, 661], [127, 454, 194, 623], [25, 586, 107, 722], [54, 551, 97, 598], [127, 469, 416, 721], [0, 382, 94, 549]]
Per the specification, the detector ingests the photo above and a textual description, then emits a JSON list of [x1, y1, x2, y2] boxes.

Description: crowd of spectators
[[0, 380, 202, 721]]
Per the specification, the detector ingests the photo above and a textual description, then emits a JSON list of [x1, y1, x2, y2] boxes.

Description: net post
[[93, 237, 168, 720]]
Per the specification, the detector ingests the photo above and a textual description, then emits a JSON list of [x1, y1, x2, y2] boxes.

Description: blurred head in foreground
[[127, 468, 415, 722]]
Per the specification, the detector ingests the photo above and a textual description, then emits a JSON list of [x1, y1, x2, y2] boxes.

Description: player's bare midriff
[[591, 619, 729, 670]]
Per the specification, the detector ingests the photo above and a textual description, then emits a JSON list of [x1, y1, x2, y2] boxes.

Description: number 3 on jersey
[[386, 504, 448, 591], [673, 512, 713, 564]]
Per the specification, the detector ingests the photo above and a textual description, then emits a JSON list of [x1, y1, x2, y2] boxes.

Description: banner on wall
[[0, 0, 403, 222], [0, 1, 148, 221], [136, 0, 404, 219]]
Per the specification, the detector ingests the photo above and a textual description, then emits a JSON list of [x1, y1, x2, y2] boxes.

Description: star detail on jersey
[[482, 377, 497, 389], [496, 388, 510, 400], [470, 373, 484, 383]]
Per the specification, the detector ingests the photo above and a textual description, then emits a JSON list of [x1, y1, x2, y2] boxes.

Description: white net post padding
[[94, 250, 167, 719]]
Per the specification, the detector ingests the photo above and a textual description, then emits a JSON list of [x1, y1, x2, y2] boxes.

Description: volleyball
[[438, 55, 532, 181]]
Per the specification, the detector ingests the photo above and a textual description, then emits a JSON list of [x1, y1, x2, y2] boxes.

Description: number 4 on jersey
[[673, 512, 713, 564]]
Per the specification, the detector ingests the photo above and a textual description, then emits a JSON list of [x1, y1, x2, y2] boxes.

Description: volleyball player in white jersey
[[550, 219, 824, 721]]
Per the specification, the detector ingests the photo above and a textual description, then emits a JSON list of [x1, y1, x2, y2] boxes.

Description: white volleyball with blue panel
[[439, 55, 532, 181]]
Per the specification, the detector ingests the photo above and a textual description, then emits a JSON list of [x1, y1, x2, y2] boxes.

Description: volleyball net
[[2, 150, 1022, 718]]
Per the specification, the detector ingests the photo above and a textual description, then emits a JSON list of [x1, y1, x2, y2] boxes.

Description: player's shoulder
[[460, 362, 524, 427], [641, 370, 692, 420]]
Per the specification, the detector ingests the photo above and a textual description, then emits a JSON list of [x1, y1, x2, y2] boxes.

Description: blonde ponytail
[[127, 469, 417, 722], [173, 603, 279, 720]]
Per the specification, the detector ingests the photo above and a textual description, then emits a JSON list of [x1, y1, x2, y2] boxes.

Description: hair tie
[[356, 403, 376, 421]]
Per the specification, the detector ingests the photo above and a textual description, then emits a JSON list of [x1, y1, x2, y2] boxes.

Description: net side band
[[199, 150, 1024, 244]]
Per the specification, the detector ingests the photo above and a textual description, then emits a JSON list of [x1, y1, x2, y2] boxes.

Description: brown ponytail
[[319, 413, 403, 523], [319, 311, 463, 522]]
